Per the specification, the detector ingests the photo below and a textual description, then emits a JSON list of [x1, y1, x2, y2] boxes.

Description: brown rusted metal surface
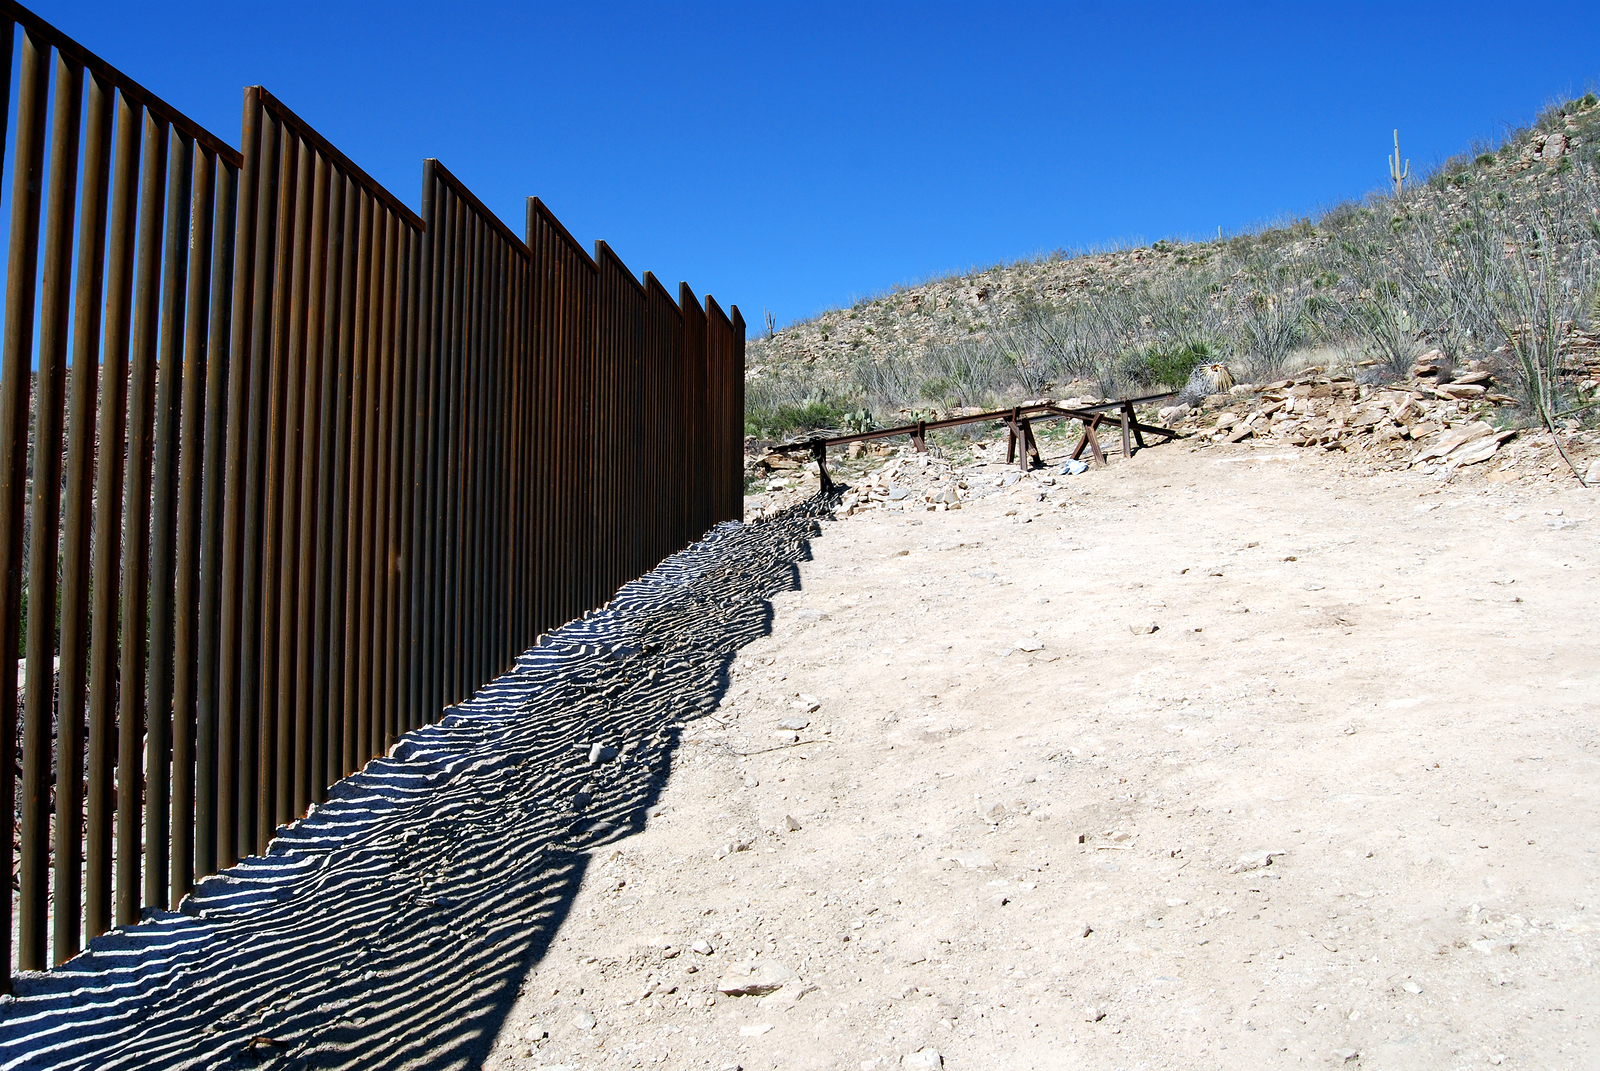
[[0, 2, 746, 988], [768, 394, 1183, 489], [776, 395, 1177, 451]]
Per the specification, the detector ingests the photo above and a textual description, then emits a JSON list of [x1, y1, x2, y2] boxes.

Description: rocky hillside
[[747, 93, 1600, 441]]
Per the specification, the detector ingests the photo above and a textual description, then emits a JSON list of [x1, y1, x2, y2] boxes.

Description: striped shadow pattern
[[0, 498, 831, 1070]]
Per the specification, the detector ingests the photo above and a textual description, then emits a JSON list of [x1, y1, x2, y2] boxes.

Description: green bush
[[919, 376, 958, 406], [745, 397, 857, 439], [1143, 340, 1215, 388]]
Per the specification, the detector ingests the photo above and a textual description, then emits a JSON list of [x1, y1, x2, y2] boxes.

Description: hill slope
[[747, 93, 1600, 440]]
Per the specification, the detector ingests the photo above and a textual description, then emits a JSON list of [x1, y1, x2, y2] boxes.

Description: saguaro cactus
[[1389, 129, 1410, 196]]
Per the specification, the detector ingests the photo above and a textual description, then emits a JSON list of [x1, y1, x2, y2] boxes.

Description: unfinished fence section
[[0, 2, 745, 988]]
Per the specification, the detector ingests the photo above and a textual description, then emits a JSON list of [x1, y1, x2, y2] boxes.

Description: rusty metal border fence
[[0, 2, 745, 987]]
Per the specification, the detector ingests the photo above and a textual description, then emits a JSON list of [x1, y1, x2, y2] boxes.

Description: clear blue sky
[[25, 0, 1600, 335]]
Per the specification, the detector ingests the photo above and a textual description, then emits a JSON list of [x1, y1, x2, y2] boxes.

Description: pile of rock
[[1497, 322, 1600, 385], [1163, 356, 1527, 475], [834, 456, 967, 518]]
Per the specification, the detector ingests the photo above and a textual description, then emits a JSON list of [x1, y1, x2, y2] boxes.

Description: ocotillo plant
[[1390, 129, 1410, 196]]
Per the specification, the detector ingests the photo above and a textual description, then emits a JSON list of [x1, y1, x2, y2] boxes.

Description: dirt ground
[[484, 437, 1599, 1071]]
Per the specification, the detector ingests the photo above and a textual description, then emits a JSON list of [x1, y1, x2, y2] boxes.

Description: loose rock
[[1230, 850, 1281, 873], [717, 959, 793, 996], [950, 850, 995, 870]]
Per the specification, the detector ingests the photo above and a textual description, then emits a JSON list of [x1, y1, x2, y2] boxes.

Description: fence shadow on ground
[[0, 498, 833, 1071]]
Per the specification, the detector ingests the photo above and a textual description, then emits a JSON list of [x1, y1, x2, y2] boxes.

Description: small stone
[[785, 814, 803, 832], [1084, 1006, 1106, 1022], [587, 742, 618, 764], [795, 694, 821, 712], [1230, 850, 1281, 873], [982, 802, 1007, 823], [718, 959, 793, 996], [1075, 922, 1093, 938], [572, 1009, 598, 1031], [1402, 980, 1423, 994], [795, 608, 828, 623], [1335, 1049, 1360, 1063], [773, 731, 800, 744], [1015, 637, 1043, 652], [743, 775, 759, 788], [777, 716, 810, 731], [690, 939, 715, 955], [760, 982, 817, 1010], [1304, 582, 1325, 591], [1129, 622, 1159, 635], [1489, 1054, 1506, 1065], [950, 850, 995, 870], [739, 1023, 774, 1037], [901, 1050, 943, 1070]]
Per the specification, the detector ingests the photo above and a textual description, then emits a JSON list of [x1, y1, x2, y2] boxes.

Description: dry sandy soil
[[484, 438, 1599, 1071]]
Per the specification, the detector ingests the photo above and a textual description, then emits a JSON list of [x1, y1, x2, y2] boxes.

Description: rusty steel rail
[[768, 392, 1182, 491], [0, 3, 745, 988]]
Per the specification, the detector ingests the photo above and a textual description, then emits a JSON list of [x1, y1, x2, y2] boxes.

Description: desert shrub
[[1143, 340, 1215, 389], [745, 396, 857, 439]]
